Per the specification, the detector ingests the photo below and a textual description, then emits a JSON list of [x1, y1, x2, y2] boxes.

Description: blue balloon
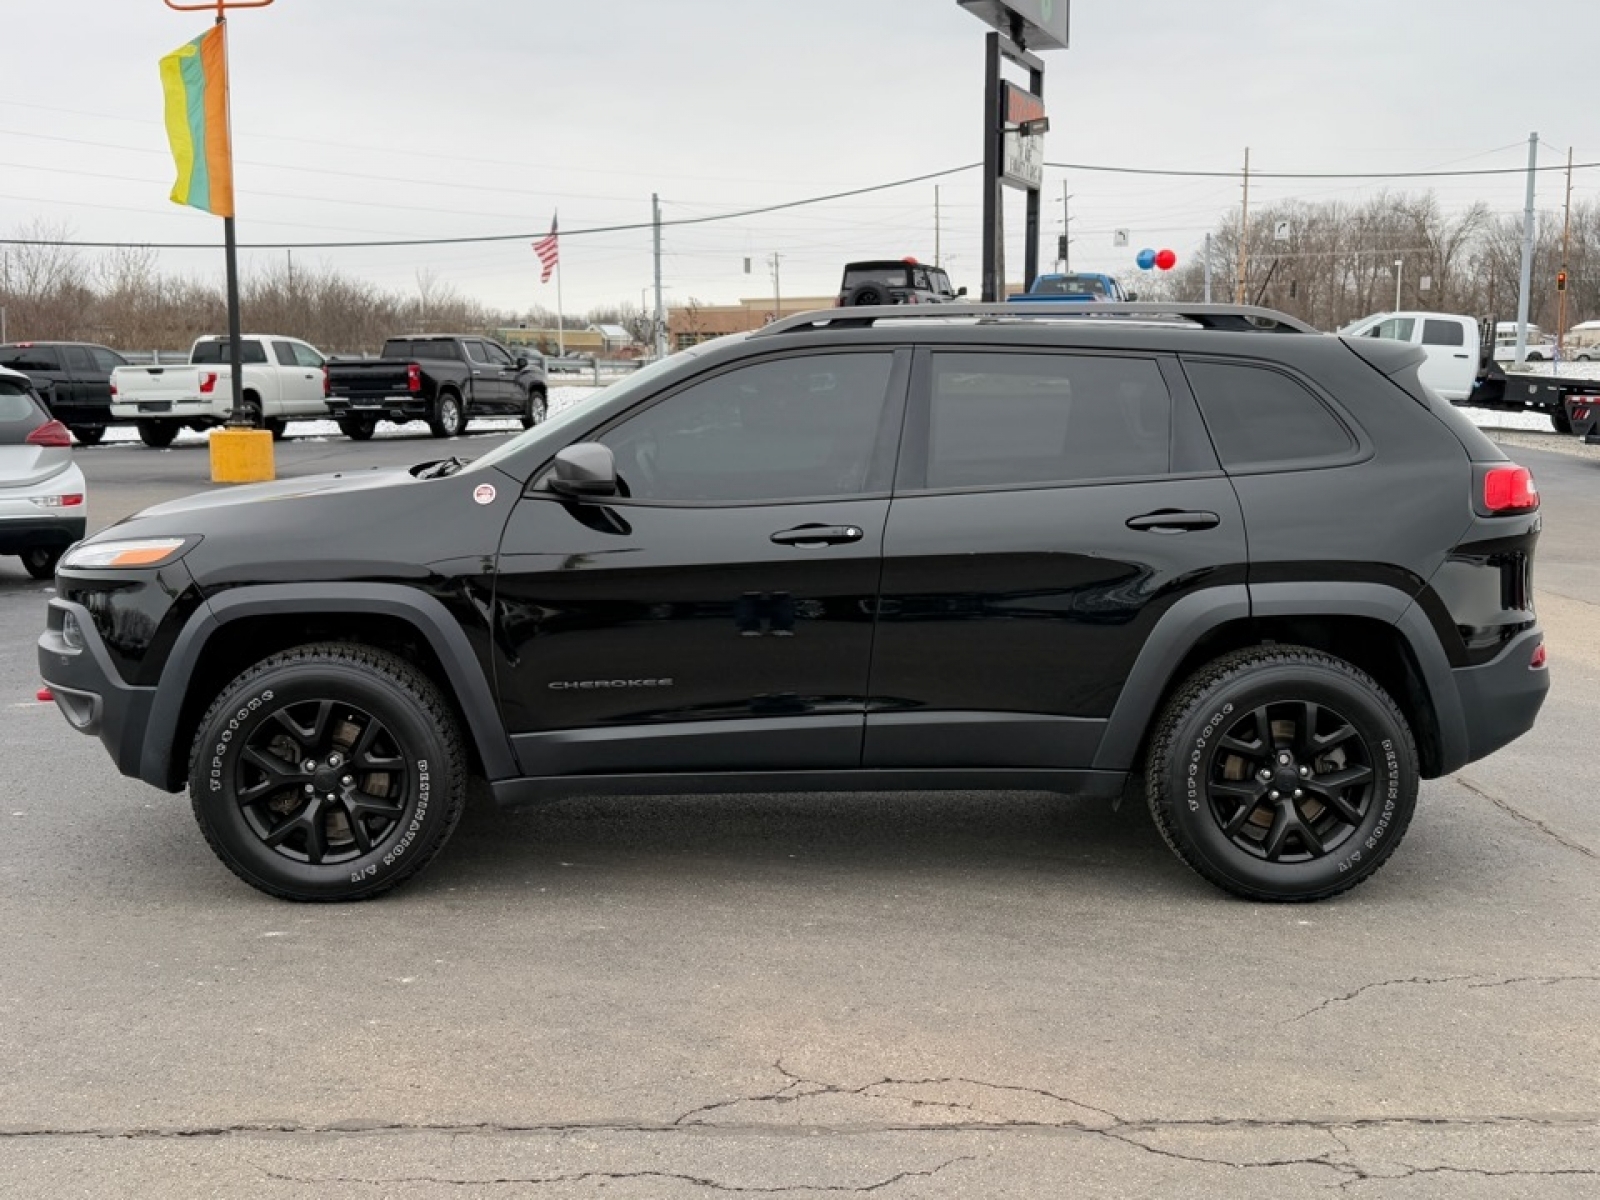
[[1136, 248, 1157, 270]]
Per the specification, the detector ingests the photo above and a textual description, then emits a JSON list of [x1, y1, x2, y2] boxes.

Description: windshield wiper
[[414, 456, 470, 480]]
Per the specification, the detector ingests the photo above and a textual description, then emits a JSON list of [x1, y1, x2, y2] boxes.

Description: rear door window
[[913, 352, 1172, 490], [63, 346, 96, 373], [90, 347, 128, 372], [1422, 319, 1466, 347]]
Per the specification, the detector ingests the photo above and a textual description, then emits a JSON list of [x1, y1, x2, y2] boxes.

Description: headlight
[[61, 537, 195, 570]]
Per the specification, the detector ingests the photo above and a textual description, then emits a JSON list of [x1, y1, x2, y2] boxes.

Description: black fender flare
[[1091, 582, 1465, 773], [139, 583, 516, 789]]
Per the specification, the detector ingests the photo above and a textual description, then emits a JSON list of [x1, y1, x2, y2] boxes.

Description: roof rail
[[753, 301, 1318, 338]]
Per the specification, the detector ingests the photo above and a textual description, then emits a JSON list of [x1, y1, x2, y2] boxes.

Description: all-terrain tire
[[1145, 646, 1418, 903], [187, 643, 468, 902], [846, 284, 887, 307]]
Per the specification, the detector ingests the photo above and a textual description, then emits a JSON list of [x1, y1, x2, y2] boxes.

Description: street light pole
[[1394, 259, 1403, 312]]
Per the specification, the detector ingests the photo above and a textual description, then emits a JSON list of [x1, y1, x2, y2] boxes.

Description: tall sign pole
[[163, 0, 275, 483]]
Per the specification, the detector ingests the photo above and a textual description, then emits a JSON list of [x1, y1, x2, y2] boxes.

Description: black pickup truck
[[325, 335, 548, 440], [0, 341, 130, 445]]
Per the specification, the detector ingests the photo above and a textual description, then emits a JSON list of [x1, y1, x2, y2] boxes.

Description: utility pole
[[1514, 132, 1539, 365], [935, 185, 941, 265], [1235, 147, 1250, 305], [1204, 232, 1213, 303], [1557, 145, 1573, 363], [1061, 178, 1071, 269], [652, 192, 666, 359], [768, 252, 783, 321]]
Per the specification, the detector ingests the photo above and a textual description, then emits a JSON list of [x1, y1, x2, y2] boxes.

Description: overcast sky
[[3, 0, 1594, 320]]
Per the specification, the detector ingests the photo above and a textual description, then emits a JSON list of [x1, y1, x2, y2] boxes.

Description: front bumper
[[38, 597, 159, 785]]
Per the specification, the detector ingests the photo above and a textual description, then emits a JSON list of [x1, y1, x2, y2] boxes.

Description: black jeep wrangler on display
[[837, 259, 964, 306], [38, 302, 1547, 904]]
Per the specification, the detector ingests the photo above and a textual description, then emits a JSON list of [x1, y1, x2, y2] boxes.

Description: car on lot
[[0, 341, 130, 446], [837, 259, 964, 306], [325, 335, 548, 439], [1, 366, 86, 579], [38, 301, 1546, 905], [1008, 272, 1134, 303]]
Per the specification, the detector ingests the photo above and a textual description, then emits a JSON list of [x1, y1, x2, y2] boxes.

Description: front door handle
[[771, 524, 864, 547], [1125, 509, 1221, 533]]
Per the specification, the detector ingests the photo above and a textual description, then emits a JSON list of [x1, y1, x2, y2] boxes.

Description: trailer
[[1563, 394, 1600, 444], [1474, 363, 1600, 434]]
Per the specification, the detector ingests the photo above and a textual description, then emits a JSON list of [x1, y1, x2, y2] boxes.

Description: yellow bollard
[[209, 427, 276, 484]]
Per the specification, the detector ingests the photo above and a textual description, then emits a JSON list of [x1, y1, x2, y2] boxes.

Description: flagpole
[[217, 12, 244, 429], [555, 212, 565, 357]]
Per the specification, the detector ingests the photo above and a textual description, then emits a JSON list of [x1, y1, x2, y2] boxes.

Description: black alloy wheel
[[189, 643, 466, 901], [521, 388, 547, 430], [1146, 647, 1418, 902]]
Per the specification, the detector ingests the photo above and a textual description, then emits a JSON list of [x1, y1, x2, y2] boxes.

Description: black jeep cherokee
[[37, 302, 1548, 904]]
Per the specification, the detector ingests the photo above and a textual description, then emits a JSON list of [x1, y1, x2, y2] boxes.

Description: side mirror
[[515, 355, 528, 369], [549, 443, 619, 498], [956, 286, 969, 297], [1125, 291, 1139, 302]]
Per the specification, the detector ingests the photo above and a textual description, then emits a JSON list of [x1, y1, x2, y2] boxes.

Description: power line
[[1043, 159, 1600, 179]]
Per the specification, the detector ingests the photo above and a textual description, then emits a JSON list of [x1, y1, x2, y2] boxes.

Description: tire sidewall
[[1159, 662, 1415, 900], [522, 389, 546, 429], [191, 660, 452, 900], [438, 394, 462, 435]]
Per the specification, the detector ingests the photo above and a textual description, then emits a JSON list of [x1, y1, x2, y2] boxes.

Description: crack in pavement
[[255, 1157, 976, 1194], [1288, 972, 1600, 1022], [1454, 774, 1600, 861]]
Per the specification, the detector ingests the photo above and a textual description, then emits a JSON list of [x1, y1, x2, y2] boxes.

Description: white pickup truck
[[1338, 311, 1481, 401], [110, 334, 330, 447]]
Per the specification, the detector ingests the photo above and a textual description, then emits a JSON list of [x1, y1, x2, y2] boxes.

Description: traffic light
[[1557, 270, 1568, 292]]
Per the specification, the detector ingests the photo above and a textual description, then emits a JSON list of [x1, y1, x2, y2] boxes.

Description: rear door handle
[[771, 524, 865, 547], [1126, 509, 1221, 533]]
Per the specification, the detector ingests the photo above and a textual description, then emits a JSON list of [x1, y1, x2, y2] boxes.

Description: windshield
[[462, 339, 741, 477]]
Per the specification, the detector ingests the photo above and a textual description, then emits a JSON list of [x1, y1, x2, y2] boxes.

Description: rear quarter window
[[0, 346, 62, 372], [1183, 359, 1358, 470]]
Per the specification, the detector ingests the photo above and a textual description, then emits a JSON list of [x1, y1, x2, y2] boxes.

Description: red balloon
[[1155, 248, 1177, 271]]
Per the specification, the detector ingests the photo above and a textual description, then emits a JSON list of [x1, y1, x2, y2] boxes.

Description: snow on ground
[[96, 385, 602, 448]]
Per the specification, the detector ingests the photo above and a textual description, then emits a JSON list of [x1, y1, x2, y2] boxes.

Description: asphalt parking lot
[[0, 422, 1596, 1197]]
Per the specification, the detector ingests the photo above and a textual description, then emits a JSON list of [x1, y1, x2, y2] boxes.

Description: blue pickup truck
[[1008, 272, 1133, 303]]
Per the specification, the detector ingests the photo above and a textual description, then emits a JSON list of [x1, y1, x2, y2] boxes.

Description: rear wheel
[[1551, 408, 1574, 435], [428, 392, 465, 438], [1145, 646, 1418, 902], [70, 424, 106, 446], [187, 643, 468, 902], [21, 547, 63, 581], [136, 420, 178, 448], [265, 418, 288, 441], [338, 415, 377, 441]]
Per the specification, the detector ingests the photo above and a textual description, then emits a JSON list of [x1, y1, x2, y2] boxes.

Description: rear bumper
[[1444, 626, 1548, 771], [328, 397, 431, 421], [0, 515, 86, 554]]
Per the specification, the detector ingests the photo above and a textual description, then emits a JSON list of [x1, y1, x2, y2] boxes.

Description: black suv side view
[[38, 303, 1547, 904], [838, 259, 964, 306]]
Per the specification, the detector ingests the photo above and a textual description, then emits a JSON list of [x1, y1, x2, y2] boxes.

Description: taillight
[[109, 380, 118, 397], [1530, 643, 1547, 669], [1484, 464, 1538, 513], [407, 363, 421, 393], [198, 372, 219, 395], [25, 420, 71, 447], [323, 365, 331, 397]]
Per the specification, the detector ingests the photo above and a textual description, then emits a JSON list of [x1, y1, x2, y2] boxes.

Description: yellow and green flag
[[159, 25, 234, 218]]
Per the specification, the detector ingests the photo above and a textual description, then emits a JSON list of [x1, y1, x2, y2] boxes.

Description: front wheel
[[136, 420, 178, 448], [428, 393, 465, 438], [187, 643, 468, 902], [521, 388, 547, 430], [265, 418, 288, 441], [1145, 647, 1418, 902]]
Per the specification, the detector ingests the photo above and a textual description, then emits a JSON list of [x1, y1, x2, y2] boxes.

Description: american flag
[[532, 215, 559, 283]]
